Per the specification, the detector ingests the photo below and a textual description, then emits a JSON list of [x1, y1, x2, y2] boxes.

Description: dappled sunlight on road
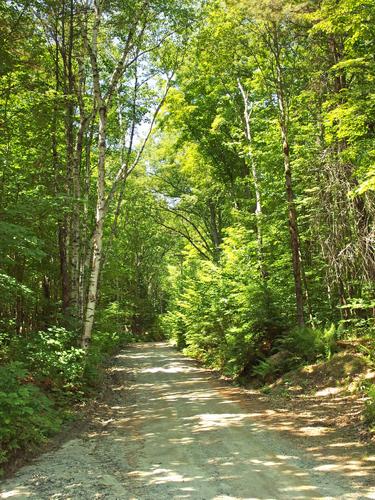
[[1, 343, 374, 500], [1, 487, 30, 498], [102, 343, 375, 499], [186, 412, 255, 432]]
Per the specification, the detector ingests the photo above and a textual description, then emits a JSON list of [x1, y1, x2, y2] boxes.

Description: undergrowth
[[364, 384, 375, 432], [0, 327, 135, 475], [250, 324, 338, 382]]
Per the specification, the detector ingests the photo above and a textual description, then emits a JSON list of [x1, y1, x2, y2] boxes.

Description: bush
[[161, 226, 283, 378], [0, 326, 134, 474], [276, 324, 337, 363], [95, 302, 131, 335], [251, 350, 300, 381], [160, 311, 186, 350], [252, 359, 276, 380], [82, 330, 135, 387], [9, 327, 85, 392], [0, 362, 61, 470], [364, 384, 375, 431], [0, 328, 87, 472]]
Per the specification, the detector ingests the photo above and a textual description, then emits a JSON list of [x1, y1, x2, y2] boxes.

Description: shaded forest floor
[[242, 349, 375, 437], [213, 350, 375, 492]]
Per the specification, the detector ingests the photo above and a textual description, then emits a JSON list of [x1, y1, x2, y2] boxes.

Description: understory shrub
[[162, 226, 283, 377], [251, 350, 302, 380], [161, 310, 187, 350], [8, 327, 85, 392], [276, 324, 337, 362], [251, 359, 277, 380], [0, 362, 61, 470], [364, 384, 375, 431], [95, 302, 132, 336], [164, 259, 270, 377], [0, 326, 133, 474], [83, 329, 136, 387]]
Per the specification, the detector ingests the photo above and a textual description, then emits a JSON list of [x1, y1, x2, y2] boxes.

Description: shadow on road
[[1, 343, 374, 499]]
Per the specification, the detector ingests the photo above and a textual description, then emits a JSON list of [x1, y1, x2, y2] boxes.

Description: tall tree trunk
[[279, 114, 305, 326], [62, 0, 79, 318], [70, 112, 91, 322], [272, 26, 305, 326], [237, 79, 267, 281], [79, 121, 95, 321], [52, 18, 70, 315], [80, 0, 162, 346], [82, 105, 107, 348], [208, 200, 222, 261]]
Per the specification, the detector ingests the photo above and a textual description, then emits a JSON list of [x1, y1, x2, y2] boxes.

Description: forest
[[0, 0, 374, 472]]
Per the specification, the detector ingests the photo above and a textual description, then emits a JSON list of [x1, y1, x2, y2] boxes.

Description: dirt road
[[1, 343, 374, 499]]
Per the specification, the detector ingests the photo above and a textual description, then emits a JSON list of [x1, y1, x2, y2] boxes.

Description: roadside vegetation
[[0, 327, 134, 474], [1, 0, 374, 474]]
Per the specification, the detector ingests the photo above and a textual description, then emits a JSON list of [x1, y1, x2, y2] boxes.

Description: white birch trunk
[[79, 0, 170, 347], [237, 79, 265, 279], [70, 125, 83, 317], [81, 105, 107, 348]]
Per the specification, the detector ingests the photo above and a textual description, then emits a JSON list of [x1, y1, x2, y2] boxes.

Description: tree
[[80, 0, 189, 347]]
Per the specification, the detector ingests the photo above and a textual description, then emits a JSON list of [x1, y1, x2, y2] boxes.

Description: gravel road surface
[[1, 343, 374, 499]]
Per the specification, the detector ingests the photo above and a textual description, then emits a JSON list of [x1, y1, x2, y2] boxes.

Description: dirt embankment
[[1, 343, 374, 499], [248, 350, 375, 443]]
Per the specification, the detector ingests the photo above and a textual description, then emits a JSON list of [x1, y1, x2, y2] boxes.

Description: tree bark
[[51, 16, 70, 315], [272, 25, 305, 326], [80, 0, 169, 347], [237, 79, 267, 281], [279, 117, 305, 326], [208, 200, 222, 261], [82, 104, 107, 348]]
